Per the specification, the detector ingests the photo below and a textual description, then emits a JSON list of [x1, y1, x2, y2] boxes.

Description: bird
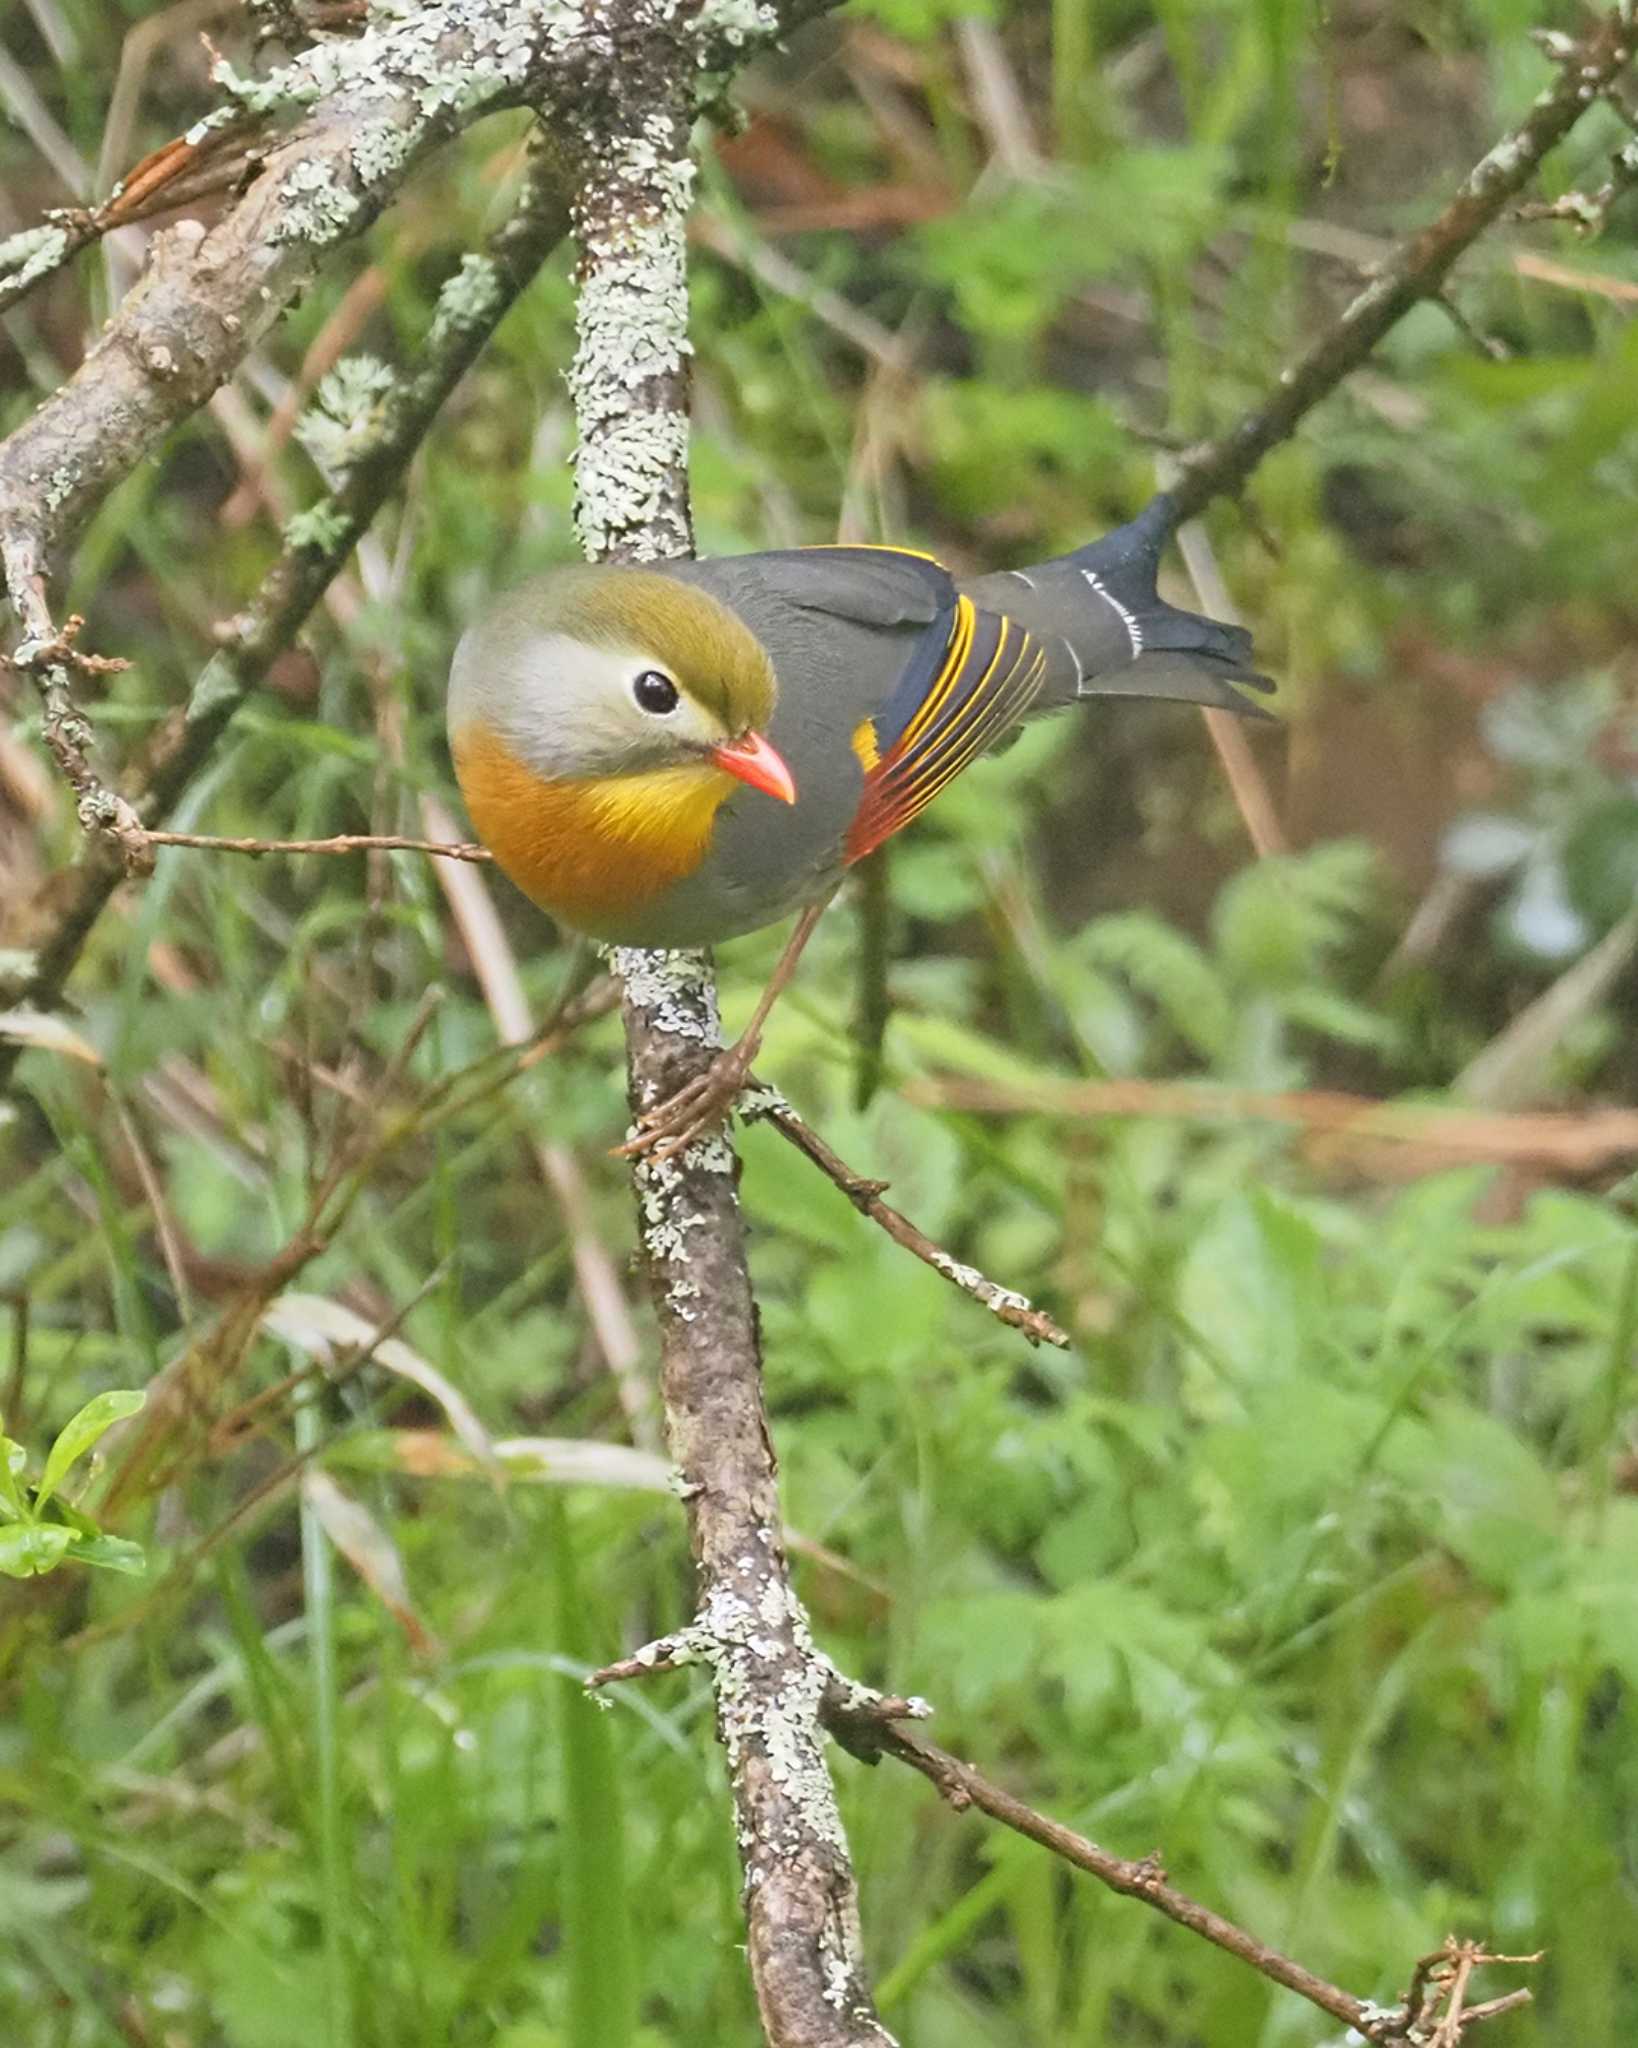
[[447, 492, 1272, 1157]]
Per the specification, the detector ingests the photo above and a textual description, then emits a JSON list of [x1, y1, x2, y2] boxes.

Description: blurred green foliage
[[1, 0, 1635, 2042]]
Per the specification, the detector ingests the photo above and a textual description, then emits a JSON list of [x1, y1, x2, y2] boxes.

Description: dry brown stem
[[909, 1070, 1638, 1176]]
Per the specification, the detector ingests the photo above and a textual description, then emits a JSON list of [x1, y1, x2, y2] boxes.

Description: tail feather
[[1080, 652, 1277, 719], [1065, 492, 1274, 714]]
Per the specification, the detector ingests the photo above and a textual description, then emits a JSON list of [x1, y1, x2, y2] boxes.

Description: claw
[[614, 1037, 760, 1163]]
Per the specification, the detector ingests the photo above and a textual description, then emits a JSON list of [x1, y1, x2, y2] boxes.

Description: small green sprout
[[0, 1390, 147, 1579]]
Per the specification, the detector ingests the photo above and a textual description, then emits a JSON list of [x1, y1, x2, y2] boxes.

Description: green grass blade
[[297, 1384, 355, 2048], [550, 1496, 637, 2048]]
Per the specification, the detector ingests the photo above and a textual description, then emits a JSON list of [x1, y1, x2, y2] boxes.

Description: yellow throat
[[451, 723, 730, 938]]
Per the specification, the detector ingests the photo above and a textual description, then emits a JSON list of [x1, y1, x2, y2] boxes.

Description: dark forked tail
[[1062, 491, 1274, 714]]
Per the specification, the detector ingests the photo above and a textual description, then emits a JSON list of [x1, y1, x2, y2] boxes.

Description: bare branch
[[143, 831, 493, 863], [746, 1087, 1072, 1347]]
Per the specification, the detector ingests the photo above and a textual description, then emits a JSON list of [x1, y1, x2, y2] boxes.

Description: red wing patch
[[845, 601, 1047, 861]]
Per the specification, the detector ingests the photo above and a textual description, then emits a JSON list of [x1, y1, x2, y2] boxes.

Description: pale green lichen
[[928, 1248, 1035, 1317], [573, 412, 692, 559], [350, 118, 417, 188], [283, 501, 352, 552], [569, 109, 697, 560], [295, 355, 397, 477], [688, 0, 780, 51], [210, 54, 326, 116], [42, 464, 79, 513], [431, 252, 504, 335], [608, 946, 721, 1045], [271, 157, 363, 244], [0, 224, 69, 291]]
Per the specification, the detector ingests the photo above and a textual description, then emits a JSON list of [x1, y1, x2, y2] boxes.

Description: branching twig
[[832, 1712, 1539, 2046], [96, 973, 618, 1514], [1169, 9, 1638, 518], [1515, 136, 1638, 233], [3, 612, 148, 872], [0, 141, 573, 1067], [745, 1087, 1072, 1346]]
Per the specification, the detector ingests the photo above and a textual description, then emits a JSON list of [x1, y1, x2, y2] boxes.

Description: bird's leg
[[616, 895, 835, 1162]]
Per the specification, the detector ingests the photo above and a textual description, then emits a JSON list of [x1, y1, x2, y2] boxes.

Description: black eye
[[632, 670, 680, 716]]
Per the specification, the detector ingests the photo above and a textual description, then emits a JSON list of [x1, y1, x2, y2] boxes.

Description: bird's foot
[[615, 1035, 760, 1164]]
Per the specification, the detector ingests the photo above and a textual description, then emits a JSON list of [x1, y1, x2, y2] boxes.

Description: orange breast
[[451, 723, 728, 939]]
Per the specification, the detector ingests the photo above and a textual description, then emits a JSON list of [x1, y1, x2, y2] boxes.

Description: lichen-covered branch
[[1170, 7, 1637, 518], [609, 953, 898, 2046], [569, 70, 896, 2036], [0, 0, 786, 592]]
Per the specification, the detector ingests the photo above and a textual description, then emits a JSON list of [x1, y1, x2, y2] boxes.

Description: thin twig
[[96, 971, 612, 1518], [1170, 514, 1287, 858], [831, 1712, 1537, 2047], [3, 613, 147, 872], [144, 830, 493, 863], [747, 1089, 1071, 1347]]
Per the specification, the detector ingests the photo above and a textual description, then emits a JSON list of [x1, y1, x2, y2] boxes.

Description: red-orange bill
[[712, 731, 796, 805]]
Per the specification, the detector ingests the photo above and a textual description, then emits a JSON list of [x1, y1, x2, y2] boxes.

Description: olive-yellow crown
[[448, 564, 776, 785]]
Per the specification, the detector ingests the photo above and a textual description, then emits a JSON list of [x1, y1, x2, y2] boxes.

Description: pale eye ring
[[632, 669, 680, 716]]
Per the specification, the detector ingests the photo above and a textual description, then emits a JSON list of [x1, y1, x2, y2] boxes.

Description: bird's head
[[446, 565, 796, 938], [447, 564, 794, 805]]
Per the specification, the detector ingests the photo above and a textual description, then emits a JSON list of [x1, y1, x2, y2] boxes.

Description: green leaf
[[35, 1389, 146, 1514], [1212, 841, 1377, 991], [0, 1522, 74, 1578], [1080, 912, 1233, 1061], [1278, 983, 1402, 1054], [63, 1531, 147, 1576], [0, 1437, 28, 1522], [1564, 795, 1638, 934]]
